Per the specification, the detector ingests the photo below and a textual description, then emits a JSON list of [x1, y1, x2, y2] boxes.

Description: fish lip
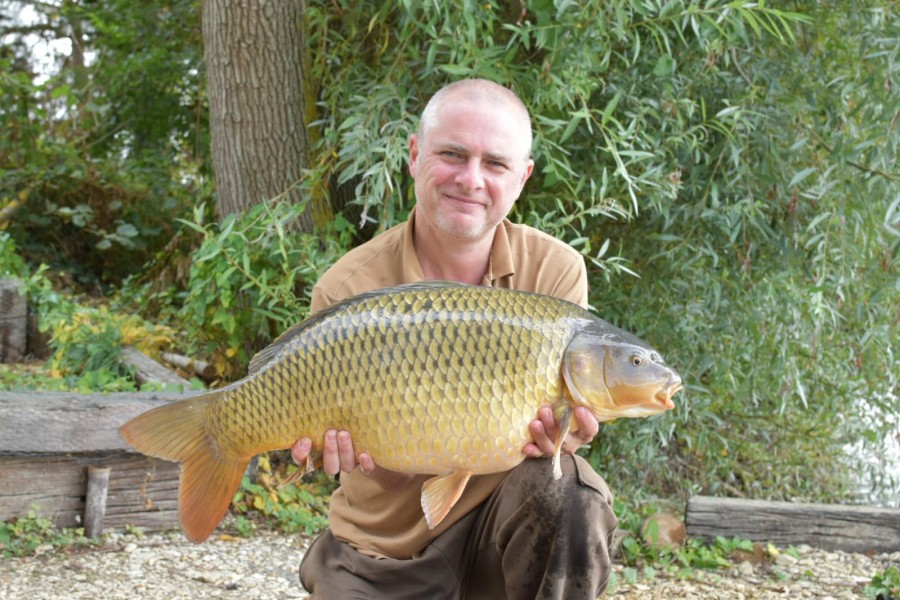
[[656, 382, 683, 409]]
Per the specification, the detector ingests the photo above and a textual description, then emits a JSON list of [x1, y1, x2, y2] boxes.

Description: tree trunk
[[202, 0, 326, 229]]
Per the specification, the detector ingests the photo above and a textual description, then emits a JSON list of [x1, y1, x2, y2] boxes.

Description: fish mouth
[[656, 382, 683, 410]]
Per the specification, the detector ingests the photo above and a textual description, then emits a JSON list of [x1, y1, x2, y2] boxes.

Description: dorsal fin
[[247, 281, 469, 375]]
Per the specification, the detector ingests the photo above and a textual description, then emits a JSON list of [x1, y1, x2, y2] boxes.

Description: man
[[292, 79, 618, 599]]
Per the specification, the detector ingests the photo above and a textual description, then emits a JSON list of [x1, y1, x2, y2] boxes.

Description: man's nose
[[456, 158, 485, 190]]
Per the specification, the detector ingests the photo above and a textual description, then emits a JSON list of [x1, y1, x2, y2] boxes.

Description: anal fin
[[420, 470, 472, 529]]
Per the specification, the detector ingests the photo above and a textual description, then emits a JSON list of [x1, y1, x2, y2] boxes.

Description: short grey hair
[[417, 79, 533, 159]]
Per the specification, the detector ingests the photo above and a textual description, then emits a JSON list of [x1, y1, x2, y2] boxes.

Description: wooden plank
[[0, 453, 181, 533], [104, 456, 181, 532], [0, 391, 194, 453], [685, 495, 900, 553]]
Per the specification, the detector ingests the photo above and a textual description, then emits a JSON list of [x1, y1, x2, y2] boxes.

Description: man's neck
[[413, 219, 495, 286]]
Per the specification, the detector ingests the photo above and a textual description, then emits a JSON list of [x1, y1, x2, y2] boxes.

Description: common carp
[[119, 282, 682, 542]]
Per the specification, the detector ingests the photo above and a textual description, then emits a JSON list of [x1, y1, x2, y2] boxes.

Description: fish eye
[[630, 355, 643, 367]]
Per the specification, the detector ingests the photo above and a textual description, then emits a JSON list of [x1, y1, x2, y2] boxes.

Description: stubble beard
[[432, 204, 495, 241]]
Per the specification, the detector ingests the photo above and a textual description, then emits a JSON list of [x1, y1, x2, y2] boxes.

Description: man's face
[[408, 97, 534, 241]]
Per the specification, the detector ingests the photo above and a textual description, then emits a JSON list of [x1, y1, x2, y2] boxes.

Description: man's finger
[[322, 430, 339, 475], [291, 437, 312, 466], [337, 430, 356, 473], [359, 453, 376, 475]]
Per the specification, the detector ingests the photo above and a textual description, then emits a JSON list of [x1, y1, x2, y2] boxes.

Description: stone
[[641, 512, 687, 550]]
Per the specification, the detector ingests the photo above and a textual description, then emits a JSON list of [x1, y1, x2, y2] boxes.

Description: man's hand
[[522, 406, 599, 458], [290, 431, 415, 490]]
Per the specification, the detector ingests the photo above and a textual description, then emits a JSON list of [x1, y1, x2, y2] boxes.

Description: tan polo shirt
[[309, 208, 587, 559]]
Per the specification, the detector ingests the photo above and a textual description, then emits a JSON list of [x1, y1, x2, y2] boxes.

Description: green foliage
[[176, 200, 353, 375], [0, 507, 99, 558], [0, 0, 208, 289], [231, 455, 335, 536], [612, 498, 752, 572], [1, 257, 184, 392], [0, 231, 26, 277], [865, 566, 900, 600], [581, 0, 899, 504], [678, 536, 754, 570]]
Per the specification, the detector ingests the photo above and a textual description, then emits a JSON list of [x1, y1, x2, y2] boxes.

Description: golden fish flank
[[119, 282, 683, 542]]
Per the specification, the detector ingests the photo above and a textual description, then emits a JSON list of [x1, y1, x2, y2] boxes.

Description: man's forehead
[[428, 105, 531, 157]]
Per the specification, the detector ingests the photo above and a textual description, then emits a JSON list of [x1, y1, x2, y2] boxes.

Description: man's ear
[[519, 158, 535, 189], [408, 134, 420, 177]]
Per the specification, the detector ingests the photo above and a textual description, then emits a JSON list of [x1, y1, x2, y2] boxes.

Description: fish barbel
[[119, 282, 683, 542]]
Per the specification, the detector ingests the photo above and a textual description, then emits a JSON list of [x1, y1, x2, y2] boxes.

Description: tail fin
[[119, 391, 247, 543]]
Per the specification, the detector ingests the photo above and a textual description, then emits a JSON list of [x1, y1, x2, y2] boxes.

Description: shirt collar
[[401, 206, 516, 285]]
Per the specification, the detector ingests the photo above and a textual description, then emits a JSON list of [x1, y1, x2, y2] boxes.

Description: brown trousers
[[299, 455, 618, 600]]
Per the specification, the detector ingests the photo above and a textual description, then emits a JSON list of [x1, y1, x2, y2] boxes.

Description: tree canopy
[[2, 0, 897, 506]]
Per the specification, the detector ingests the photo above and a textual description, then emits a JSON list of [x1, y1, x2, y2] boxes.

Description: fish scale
[[120, 282, 682, 542]]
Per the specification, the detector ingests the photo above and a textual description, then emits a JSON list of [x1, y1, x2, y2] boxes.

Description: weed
[[0, 508, 100, 558], [864, 566, 900, 600], [231, 454, 336, 536]]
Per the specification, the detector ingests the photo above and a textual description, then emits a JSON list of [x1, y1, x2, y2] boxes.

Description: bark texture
[[203, 0, 320, 228]]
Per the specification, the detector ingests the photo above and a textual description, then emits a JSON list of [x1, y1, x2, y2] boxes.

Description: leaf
[[653, 54, 676, 77], [788, 167, 818, 188], [438, 64, 473, 76], [115, 224, 139, 238], [601, 90, 623, 126], [50, 85, 71, 99]]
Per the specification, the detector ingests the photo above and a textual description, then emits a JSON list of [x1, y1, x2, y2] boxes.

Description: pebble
[[0, 530, 312, 600], [610, 548, 900, 600], [0, 528, 896, 599]]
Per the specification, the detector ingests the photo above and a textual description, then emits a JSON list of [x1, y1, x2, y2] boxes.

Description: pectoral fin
[[551, 406, 573, 480], [421, 470, 472, 529]]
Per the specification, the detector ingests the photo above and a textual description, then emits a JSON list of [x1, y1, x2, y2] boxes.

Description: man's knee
[[505, 455, 616, 527]]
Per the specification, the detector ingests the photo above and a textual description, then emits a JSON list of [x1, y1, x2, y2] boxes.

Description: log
[[161, 351, 216, 379], [685, 495, 900, 553], [0, 391, 195, 453], [84, 466, 111, 538], [120, 346, 192, 388], [0, 278, 27, 363]]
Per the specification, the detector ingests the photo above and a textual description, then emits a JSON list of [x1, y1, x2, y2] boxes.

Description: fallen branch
[[120, 346, 192, 388], [161, 351, 216, 379]]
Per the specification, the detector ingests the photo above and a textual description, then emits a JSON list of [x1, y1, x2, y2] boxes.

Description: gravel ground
[[0, 527, 895, 599]]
